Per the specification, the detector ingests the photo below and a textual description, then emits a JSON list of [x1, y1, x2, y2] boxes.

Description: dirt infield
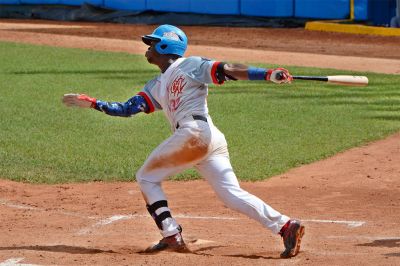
[[0, 20, 400, 265]]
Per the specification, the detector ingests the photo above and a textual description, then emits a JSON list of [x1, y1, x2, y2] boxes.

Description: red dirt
[[0, 19, 399, 265]]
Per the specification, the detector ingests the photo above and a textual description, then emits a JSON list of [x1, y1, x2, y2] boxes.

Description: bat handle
[[274, 71, 293, 82], [275, 72, 284, 81]]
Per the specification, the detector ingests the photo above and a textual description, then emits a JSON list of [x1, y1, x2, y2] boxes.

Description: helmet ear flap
[[154, 42, 168, 55]]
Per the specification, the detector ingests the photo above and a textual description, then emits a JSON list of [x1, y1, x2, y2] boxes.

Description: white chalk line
[[302, 219, 366, 228], [76, 215, 366, 236], [327, 235, 400, 240], [127, 190, 137, 195], [0, 199, 42, 211], [2, 198, 367, 233], [0, 258, 40, 266], [76, 214, 137, 235], [76, 214, 240, 235], [0, 198, 96, 220]]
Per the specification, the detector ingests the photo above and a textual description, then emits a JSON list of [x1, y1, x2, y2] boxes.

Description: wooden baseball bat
[[292, 75, 369, 86]]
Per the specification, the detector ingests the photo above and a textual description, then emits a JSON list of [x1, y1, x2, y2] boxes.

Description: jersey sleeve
[[95, 94, 148, 117], [138, 77, 162, 113], [179, 56, 221, 85]]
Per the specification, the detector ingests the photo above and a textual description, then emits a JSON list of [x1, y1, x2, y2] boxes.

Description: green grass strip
[[1, 42, 399, 183]]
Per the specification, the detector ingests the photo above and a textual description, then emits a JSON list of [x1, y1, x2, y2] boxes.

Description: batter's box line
[[0, 198, 97, 220], [76, 214, 366, 236], [303, 219, 366, 228], [75, 214, 240, 235], [1, 198, 366, 230]]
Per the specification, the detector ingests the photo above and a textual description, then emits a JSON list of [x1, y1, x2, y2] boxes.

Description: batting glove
[[62, 93, 97, 108], [266, 68, 293, 84]]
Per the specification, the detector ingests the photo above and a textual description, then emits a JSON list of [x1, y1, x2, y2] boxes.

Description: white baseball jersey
[[138, 56, 219, 130]]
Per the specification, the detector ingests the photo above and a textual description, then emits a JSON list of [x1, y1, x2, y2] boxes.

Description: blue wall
[[241, 0, 294, 17], [0, 0, 20, 3], [59, 0, 103, 6], [147, 0, 190, 13], [103, 0, 146, 11], [354, 0, 369, 20], [369, 0, 397, 26], [354, 0, 397, 25], [17, 0, 102, 4], [191, 0, 240, 15], [295, 0, 350, 19], [2, 0, 396, 23], [19, 0, 59, 3]]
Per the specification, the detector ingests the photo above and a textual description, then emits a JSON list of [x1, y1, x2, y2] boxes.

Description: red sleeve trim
[[77, 94, 97, 108], [137, 91, 155, 113], [211, 61, 221, 85], [265, 69, 273, 81]]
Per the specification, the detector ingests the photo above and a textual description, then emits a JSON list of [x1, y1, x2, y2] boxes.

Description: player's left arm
[[212, 62, 292, 84]]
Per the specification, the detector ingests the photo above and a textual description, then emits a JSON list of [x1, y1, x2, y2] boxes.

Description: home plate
[[0, 258, 40, 266]]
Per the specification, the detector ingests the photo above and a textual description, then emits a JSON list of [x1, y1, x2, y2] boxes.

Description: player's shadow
[[357, 239, 400, 258], [189, 246, 281, 260], [356, 238, 400, 248], [136, 245, 283, 260], [0, 245, 116, 254]]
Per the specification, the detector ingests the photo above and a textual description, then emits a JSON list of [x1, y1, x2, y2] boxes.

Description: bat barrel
[[291, 75, 368, 86]]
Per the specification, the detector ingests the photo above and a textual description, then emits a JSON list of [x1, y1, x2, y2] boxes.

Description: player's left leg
[[196, 155, 304, 258]]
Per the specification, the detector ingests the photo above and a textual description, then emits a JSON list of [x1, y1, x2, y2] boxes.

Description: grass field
[[1, 41, 399, 183]]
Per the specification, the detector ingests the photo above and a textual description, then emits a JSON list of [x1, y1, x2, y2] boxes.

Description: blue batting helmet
[[142, 24, 188, 57]]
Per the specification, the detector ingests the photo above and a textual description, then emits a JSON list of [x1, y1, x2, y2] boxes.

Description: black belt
[[176, 115, 208, 129]]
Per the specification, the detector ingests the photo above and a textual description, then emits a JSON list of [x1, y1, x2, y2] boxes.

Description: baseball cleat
[[280, 219, 305, 258], [144, 233, 189, 253]]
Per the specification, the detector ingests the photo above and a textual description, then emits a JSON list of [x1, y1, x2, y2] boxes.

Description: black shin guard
[[146, 200, 173, 230]]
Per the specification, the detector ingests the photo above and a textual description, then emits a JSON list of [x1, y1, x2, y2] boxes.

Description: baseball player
[[63, 24, 305, 258]]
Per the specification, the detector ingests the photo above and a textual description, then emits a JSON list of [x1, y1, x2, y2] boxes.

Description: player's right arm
[[62, 93, 152, 117], [63, 78, 160, 116]]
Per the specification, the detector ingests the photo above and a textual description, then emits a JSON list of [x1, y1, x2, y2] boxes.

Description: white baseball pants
[[136, 115, 289, 237]]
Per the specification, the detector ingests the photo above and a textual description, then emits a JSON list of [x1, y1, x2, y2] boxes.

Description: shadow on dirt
[[137, 245, 226, 255], [0, 245, 116, 254], [191, 245, 227, 253], [223, 254, 280, 260], [385, 253, 400, 257], [356, 239, 400, 248], [192, 248, 281, 260], [137, 245, 280, 260]]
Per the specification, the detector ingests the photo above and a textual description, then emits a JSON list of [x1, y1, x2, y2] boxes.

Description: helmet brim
[[142, 35, 161, 45]]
